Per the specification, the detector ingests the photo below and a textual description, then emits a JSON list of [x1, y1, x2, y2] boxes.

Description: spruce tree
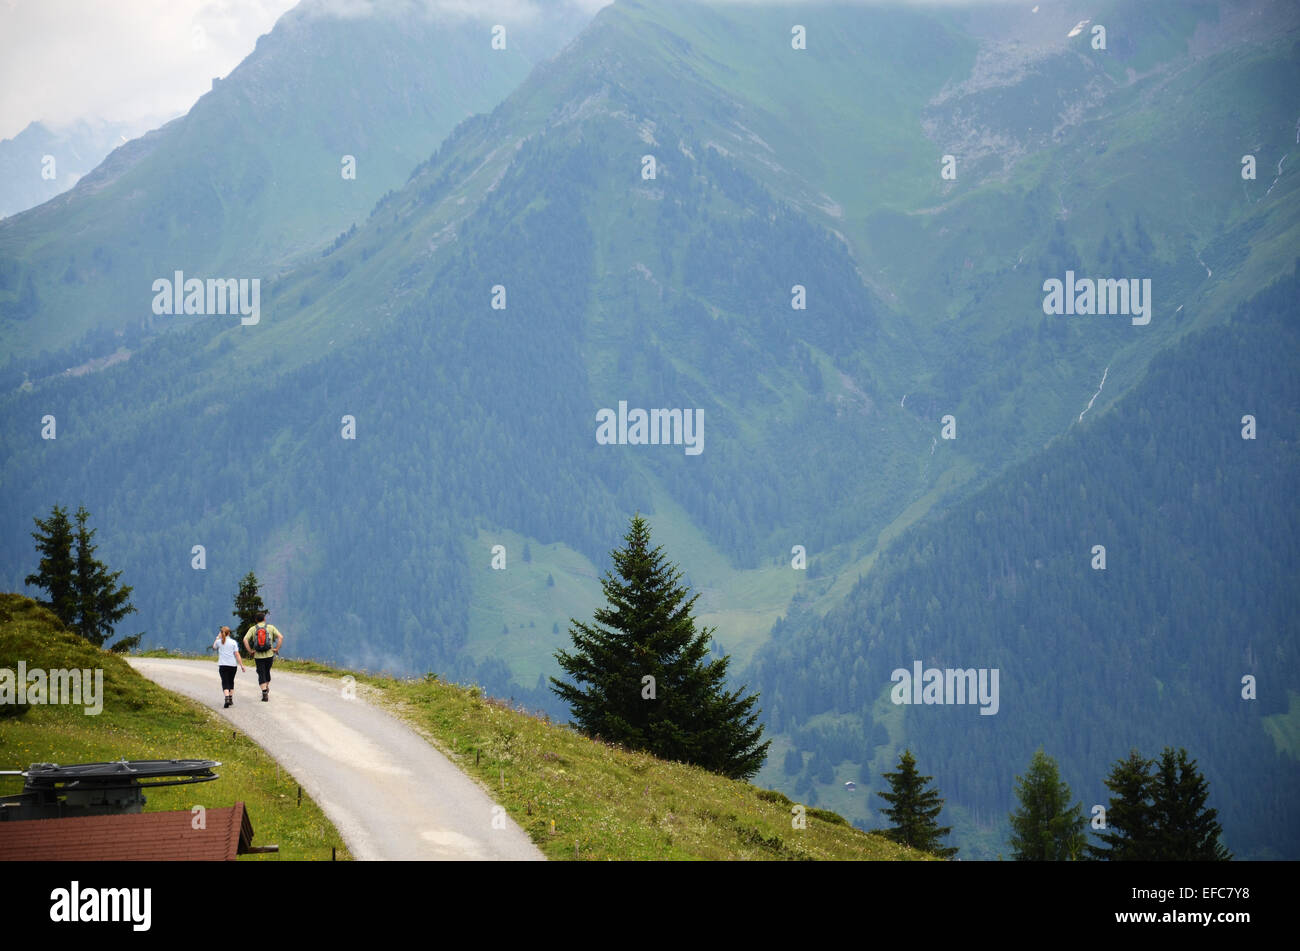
[[876, 749, 958, 858], [232, 572, 266, 657], [25, 505, 77, 625], [1150, 748, 1231, 861], [1088, 749, 1157, 860], [1008, 748, 1087, 860], [551, 513, 769, 780], [27, 505, 137, 649], [69, 506, 137, 649]]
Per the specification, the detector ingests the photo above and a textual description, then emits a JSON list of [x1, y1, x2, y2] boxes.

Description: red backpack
[[251, 623, 273, 652]]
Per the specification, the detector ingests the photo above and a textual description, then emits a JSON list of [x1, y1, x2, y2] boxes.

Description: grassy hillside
[[138, 651, 933, 861], [0, 594, 352, 860]]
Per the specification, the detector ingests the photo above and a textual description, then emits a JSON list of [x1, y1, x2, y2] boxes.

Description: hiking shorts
[[255, 656, 274, 685], [219, 665, 237, 690]]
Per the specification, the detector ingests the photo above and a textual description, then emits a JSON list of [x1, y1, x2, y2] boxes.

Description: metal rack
[[0, 759, 220, 822]]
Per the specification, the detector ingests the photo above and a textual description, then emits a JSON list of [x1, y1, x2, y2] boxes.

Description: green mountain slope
[[753, 262, 1300, 859], [0, 0, 594, 363]]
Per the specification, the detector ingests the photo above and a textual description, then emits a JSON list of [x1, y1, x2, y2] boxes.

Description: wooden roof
[[0, 802, 255, 861]]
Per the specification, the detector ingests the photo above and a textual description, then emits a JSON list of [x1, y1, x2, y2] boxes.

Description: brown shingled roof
[[0, 802, 255, 861]]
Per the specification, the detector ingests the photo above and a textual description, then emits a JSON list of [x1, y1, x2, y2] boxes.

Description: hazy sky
[[0, 0, 298, 140]]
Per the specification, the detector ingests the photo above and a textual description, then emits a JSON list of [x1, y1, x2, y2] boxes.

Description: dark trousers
[[255, 656, 274, 686], [219, 665, 236, 690]]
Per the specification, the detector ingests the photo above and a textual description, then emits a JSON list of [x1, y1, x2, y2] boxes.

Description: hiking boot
[[261, 691, 269, 702], [223, 697, 231, 708]]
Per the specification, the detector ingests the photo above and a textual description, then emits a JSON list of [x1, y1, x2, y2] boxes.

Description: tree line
[[21, 501, 1236, 862], [25, 503, 273, 661], [876, 746, 1230, 861], [24, 504, 139, 652]]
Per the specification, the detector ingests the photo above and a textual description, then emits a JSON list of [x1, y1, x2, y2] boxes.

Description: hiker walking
[[242, 611, 284, 702], [213, 625, 246, 707]]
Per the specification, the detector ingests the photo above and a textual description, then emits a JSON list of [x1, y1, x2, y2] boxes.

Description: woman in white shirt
[[213, 626, 247, 708]]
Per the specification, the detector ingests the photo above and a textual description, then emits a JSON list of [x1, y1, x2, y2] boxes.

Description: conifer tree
[[27, 505, 137, 649], [1089, 747, 1231, 860], [233, 571, 266, 657], [1150, 747, 1231, 861], [1008, 748, 1087, 860], [1088, 749, 1157, 860], [551, 513, 769, 780], [876, 749, 958, 858], [70, 506, 137, 649], [25, 504, 77, 625]]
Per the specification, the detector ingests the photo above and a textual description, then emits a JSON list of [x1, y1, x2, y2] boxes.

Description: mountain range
[[1, 0, 1297, 858], [0, 118, 166, 221]]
